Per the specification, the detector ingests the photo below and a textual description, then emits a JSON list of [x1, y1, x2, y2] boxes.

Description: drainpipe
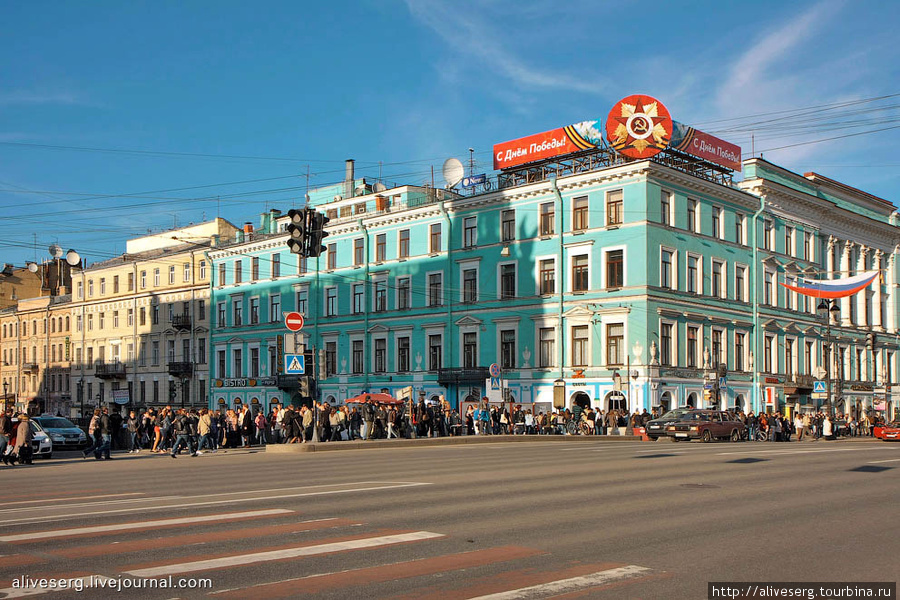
[[358, 218, 370, 392], [549, 177, 566, 382], [438, 202, 453, 404], [751, 194, 766, 414]]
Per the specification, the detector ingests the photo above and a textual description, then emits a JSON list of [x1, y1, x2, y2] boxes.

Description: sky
[[1, 0, 899, 268]]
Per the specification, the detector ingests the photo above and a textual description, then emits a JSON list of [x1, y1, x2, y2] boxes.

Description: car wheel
[[702, 429, 713, 443], [731, 430, 741, 442]]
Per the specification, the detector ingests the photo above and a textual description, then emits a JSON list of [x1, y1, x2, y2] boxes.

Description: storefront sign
[[214, 377, 277, 388], [112, 389, 130, 405], [851, 384, 873, 392]]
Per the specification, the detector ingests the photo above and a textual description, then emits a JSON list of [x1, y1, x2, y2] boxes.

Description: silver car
[[33, 416, 88, 451]]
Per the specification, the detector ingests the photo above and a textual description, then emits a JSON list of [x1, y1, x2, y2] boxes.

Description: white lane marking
[[125, 531, 445, 577], [868, 458, 900, 464], [0, 482, 432, 527], [0, 493, 145, 507], [716, 447, 875, 456], [464, 565, 654, 599], [0, 508, 293, 542], [0, 497, 183, 516]]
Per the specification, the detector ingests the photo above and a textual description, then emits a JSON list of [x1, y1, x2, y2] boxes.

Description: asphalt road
[[0, 437, 898, 599]]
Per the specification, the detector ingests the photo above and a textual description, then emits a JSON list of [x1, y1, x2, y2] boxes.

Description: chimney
[[210, 235, 219, 248], [243, 222, 253, 242], [344, 159, 355, 199]]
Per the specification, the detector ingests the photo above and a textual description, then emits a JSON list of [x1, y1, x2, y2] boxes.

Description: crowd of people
[[0, 408, 35, 465]]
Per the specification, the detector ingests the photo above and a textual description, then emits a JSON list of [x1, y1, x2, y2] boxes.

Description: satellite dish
[[442, 158, 465, 188], [355, 185, 368, 196], [26, 262, 38, 273], [372, 182, 387, 193], [49, 244, 63, 258], [65, 249, 81, 266]]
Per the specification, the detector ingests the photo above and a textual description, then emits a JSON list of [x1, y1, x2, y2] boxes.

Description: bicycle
[[565, 418, 592, 436]]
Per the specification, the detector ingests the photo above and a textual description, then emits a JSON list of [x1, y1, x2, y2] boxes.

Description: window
[[154, 268, 160, 286], [539, 259, 555, 295], [785, 226, 794, 257], [297, 255, 308, 275], [712, 329, 723, 367], [374, 280, 387, 312], [399, 229, 410, 258], [249, 298, 259, 324], [375, 234, 386, 262], [462, 269, 477, 303], [325, 287, 337, 317], [500, 264, 516, 299], [88, 280, 94, 297], [500, 329, 516, 369], [113, 311, 119, 328], [353, 284, 364, 314], [76, 281, 83, 299], [735, 266, 746, 302], [764, 270, 774, 305], [233, 348, 243, 377], [606, 324, 624, 366], [606, 250, 623, 288], [687, 255, 699, 293], [271, 254, 280, 278], [325, 341, 337, 376], [351, 340, 363, 374], [712, 260, 724, 298], [151, 341, 159, 365], [233, 300, 243, 326], [217, 302, 225, 325], [296, 289, 308, 314], [661, 249, 674, 289], [397, 277, 411, 309], [572, 325, 589, 367], [429, 224, 442, 253], [269, 294, 280, 322], [735, 213, 745, 245], [217, 264, 226, 286], [327, 244, 336, 269], [687, 326, 699, 367], [397, 337, 410, 372], [661, 190, 672, 226], [374, 339, 386, 373], [112, 275, 120, 294], [100, 278, 106, 295], [428, 273, 442, 307], [764, 219, 773, 250], [167, 303, 174, 322], [736, 333, 746, 371], [785, 338, 794, 376], [247, 256, 258, 281], [606, 190, 623, 226], [501, 209, 516, 242], [660, 323, 673, 366], [540, 202, 555, 236], [354, 238, 364, 266], [217, 350, 226, 377], [98, 312, 104, 329], [234, 261, 242, 284], [76, 314, 83, 332], [572, 196, 588, 231], [198, 338, 206, 364], [428, 335, 442, 370], [463, 332, 477, 368], [687, 199, 698, 232], [572, 255, 589, 292], [712, 206, 722, 239], [199, 260, 207, 279], [804, 232, 813, 262], [764, 335, 773, 372], [539, 327, 555, 368], [463, 216, 477, 248]]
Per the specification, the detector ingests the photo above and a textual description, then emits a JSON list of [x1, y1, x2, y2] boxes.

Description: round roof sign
[[605, 94, 673, 160]]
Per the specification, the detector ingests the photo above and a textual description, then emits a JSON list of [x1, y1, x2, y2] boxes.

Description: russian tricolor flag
[[780, 270, 880, 299]]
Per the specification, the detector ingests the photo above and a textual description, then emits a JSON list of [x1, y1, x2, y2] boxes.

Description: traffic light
[[299, 376, 310, 398], [169, 381, 177, 403], [306, 210, 330, 258], [286, 208, 310, 256], [318, 349, 327, 380]]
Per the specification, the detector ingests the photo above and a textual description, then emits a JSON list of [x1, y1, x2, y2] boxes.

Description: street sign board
[[284, 354, 305, 374], [490, 377, 501, 390], [489, 363, 501, 378], [812, 392, 828, 400], [813, 381, 827, 394], [284, 312, 304, 332], [718, 377, 726, 388]]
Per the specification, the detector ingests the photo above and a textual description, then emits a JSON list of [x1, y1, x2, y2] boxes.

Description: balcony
[[95, 361, 126, 379], [172, 314, 192, 330], [23, 362, 39, 373], [167, 361, 194, 377], [437, 367, 490, 386]]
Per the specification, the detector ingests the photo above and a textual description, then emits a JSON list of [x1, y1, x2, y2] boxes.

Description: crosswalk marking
[[0, 493, 144, 508], [0, 508, 293, 543], [463, 565, 654, 599], [124, 531, 445, 577]]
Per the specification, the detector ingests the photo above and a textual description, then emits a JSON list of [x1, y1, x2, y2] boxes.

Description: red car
[[874, 421, 900, 441]]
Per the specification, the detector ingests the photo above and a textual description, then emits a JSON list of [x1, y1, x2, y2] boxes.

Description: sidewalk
[[266, 433, 643, 454]]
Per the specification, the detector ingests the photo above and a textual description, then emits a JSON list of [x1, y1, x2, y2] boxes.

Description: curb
[[265, 434, 643, 453]]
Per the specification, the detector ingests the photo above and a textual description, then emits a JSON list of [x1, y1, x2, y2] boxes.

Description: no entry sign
[[284, 312, 304, 332]]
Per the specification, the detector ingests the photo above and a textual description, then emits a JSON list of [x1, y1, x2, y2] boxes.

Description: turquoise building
[[208, 154, 900, 420]]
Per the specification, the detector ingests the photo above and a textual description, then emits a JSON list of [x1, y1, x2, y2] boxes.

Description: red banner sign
[[493, 120, 604, 170], [670, 123, 742, 171]]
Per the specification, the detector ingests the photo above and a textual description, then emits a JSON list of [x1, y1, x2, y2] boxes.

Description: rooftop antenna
[[468, 148, 475, 177]]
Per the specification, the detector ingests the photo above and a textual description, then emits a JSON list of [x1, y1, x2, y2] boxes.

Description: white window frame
[[686, 252, 702, 294], [497, 260, 518, 300], [534, 254, 558, 296], [458, 259, 480, 304], [711, 259, 726, 299], [660, 247, 677, 290]]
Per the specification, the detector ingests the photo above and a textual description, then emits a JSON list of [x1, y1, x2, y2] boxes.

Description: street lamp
[[2, 380, 7, 412], [817, 299, 840, 415]]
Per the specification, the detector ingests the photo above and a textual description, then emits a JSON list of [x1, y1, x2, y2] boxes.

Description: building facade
[[207, 155, 900, 421], [69, 219, 239, 417]]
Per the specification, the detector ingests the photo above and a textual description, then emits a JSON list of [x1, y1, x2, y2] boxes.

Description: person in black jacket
[[170, 410, 197, 458], [94, 408, 112, 460]]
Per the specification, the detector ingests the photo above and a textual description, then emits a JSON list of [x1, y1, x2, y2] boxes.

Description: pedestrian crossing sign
[[285, 354, 305, 374], [813, 380, 826, 394]]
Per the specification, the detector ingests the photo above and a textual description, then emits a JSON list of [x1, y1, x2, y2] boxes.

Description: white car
[[10, 419, 54, 460]]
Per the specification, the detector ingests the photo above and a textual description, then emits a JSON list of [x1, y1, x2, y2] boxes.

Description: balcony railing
[[23, 362, 39, 372], [167, 361, 194, 377], [172, 314, 192, 330], [95, 361, 126, 379]]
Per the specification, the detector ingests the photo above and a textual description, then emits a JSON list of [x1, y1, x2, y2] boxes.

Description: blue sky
[[1, 0, 898, 267]]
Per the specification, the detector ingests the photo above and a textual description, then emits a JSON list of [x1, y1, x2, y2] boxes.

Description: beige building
[[70, 219, 240, 416]]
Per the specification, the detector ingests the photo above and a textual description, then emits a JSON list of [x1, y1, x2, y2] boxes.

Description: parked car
[[645, 409, 694, 440], [665, 410, 746, 442], [10, 418, 53, 459], [33, 416, 88, 450], [874, 420, 900, 441]]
